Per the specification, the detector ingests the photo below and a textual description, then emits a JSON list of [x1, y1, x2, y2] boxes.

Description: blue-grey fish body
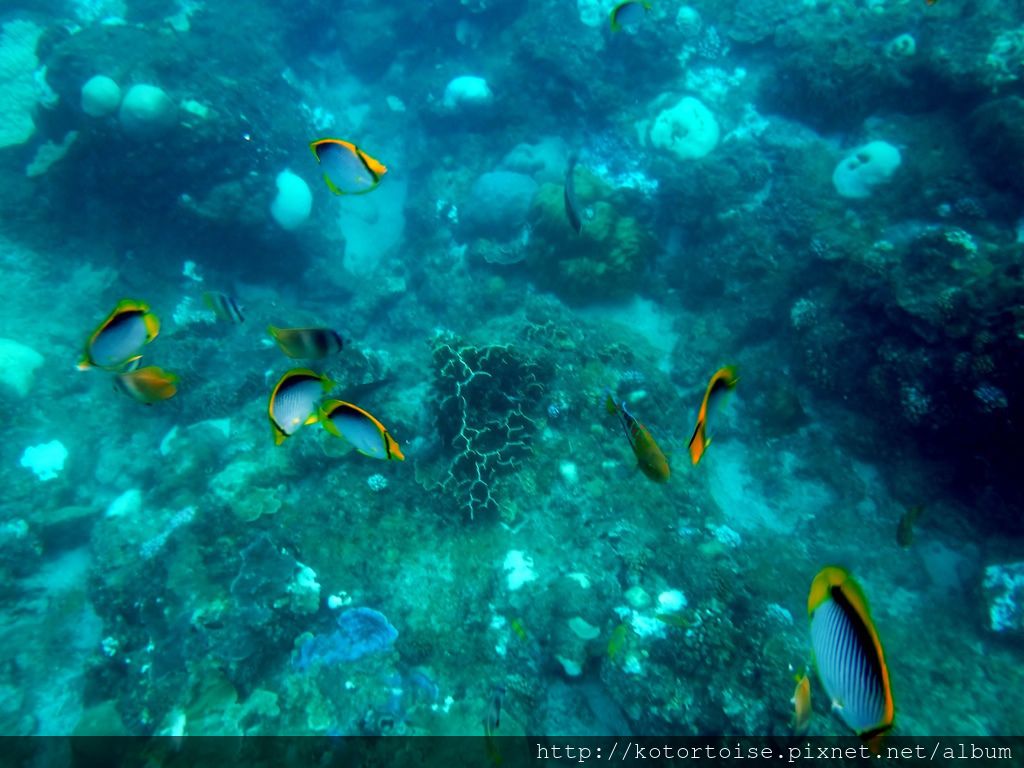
[[564, 155, 583, 235]]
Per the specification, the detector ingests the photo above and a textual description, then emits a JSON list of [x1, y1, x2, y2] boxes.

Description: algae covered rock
[[968, 97, 1024, 195], [526, 167, 652, 303]]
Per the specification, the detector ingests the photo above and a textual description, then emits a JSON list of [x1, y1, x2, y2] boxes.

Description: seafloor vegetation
[[0, 0, 1022, 738]]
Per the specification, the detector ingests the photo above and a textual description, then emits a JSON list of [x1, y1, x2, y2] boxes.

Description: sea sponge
[[270, 169, 312, 230], [0, 338, 43, 397], [81, 75, 121, 117], [442, 75, 493, 110], [832, 141, 901, 199], [649, 96, 719, 160], [119, 84, 176, 138]]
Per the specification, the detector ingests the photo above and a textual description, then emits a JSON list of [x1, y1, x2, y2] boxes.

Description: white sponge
[[832, 141, 901, 199], [119, 84, 176, 137], [81, 75, 121, 117], [270, 170, 312, 230], [20, 440, 67, 481], [649, 96, 719, 160], [443, 76, 493, 110]]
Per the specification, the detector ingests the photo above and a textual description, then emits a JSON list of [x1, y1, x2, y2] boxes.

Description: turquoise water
[[0, 0, 1022, 739]]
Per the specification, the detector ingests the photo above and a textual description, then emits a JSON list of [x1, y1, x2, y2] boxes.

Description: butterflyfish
[[268, 325, 344, 359], [606, 394, 670, 482], [114, 365, 179, 404], [687, 365, 739, 465], [791, 672, 811, 737], [609, 0, 651, 32], [79, 299, 159, 371], [318, 399, 405, 461], [268, 369, 334, 445], [203, 291, 244, 324], [564, 154, 583, 235], [309, 138, 387, 195], [808, 566, 895, 742]]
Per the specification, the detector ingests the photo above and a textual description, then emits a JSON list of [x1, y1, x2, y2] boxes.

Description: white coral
[[0, 21, 51, 148]]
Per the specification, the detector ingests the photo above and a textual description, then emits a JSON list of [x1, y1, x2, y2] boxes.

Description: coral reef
[[426, 330, 551, 520], [526, 168, 653, 303]]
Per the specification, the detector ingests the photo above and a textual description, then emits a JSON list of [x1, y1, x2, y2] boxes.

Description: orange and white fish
[[606, 394, 670, 482], [791, 672, 811, 737], [687, 365, 739, 465], [309, 138, 387, 195], [114, 365, 179, 404], [808, 566, 895, 743], [79, 299, 159, 371]]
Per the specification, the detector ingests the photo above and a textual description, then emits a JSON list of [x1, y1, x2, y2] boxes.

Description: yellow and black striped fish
[[203, 291, 244, 324], [268, 325, 344, 359], [808, 566, 894, 742]]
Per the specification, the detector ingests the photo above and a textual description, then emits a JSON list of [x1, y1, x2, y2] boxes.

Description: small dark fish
[[563, 154, 583, 235], [483, 684, 507, 737], [268, 325, 344, 359], [896, 505, 923, 548], [203, 291, 244, 324]]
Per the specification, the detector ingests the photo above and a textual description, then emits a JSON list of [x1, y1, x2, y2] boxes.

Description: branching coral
[[429, 331, 549, 520]]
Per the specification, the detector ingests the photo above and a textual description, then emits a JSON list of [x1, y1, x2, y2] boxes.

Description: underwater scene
[[0, 0, 1023, 742]]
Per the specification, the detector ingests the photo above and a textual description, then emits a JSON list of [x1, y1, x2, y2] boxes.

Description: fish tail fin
[[143, 312, 160, 339], [388, 435, 406, 461]]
